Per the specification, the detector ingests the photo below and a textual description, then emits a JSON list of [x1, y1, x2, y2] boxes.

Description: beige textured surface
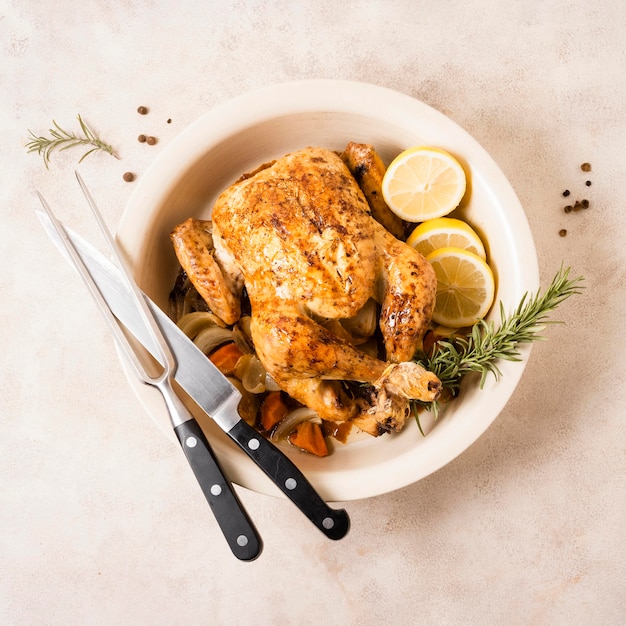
[[2, 1, 625, 624]]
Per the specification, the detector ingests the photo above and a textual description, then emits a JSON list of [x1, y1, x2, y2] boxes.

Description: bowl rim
[[116, 79, 540, 501]]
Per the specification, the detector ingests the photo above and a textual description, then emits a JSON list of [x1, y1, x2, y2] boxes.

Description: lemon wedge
[[407, 217, 486, 260], [381, 147, 466, 222], [426, 247, 495, 327]]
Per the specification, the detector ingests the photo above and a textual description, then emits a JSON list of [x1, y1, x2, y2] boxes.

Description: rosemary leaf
[[411, 265, 584, 422], [26, 114, 119, 168]]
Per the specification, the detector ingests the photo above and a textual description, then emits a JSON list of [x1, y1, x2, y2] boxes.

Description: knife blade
[[37, 194, 261, 562], [37, 210, 350, 540]]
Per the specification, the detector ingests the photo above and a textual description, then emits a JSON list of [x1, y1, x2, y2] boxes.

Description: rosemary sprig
[[26, 115, 119, 168], [412, 265, 584, 421]]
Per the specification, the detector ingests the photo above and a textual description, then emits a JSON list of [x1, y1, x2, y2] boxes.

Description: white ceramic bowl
[[117, 79, 539, 501]]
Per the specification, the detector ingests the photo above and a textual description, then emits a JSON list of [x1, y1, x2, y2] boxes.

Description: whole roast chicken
[[171, 145, 441, 436]]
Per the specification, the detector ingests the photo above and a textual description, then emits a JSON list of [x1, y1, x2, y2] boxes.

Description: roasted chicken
[[340, 141, 407, 240], [171, 146, 441, 435]]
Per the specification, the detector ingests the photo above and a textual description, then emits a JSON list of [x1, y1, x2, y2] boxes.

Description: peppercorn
[[581, 199, 589, 209], [123, 172, 135, 182], [581, 162, 591, 172], [137, 134, 147, 143], [137, 106, 148, 115], [559, 229, 567, 237], [146, 136, 157, 145], [562, 189, 570, 197], [167, 118, 172, 124], [564, 205, 572, 213], [585, 180, 591, 186]]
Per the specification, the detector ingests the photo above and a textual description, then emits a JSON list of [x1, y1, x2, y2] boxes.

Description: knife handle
[[174, 418, 262, 561], [227, 420, 350, 540]]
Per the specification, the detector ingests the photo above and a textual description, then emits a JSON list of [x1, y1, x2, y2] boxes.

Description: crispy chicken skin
[[172, 146, 441, 435], [170, 219, 243, 325], [340, 142, 407, 240]]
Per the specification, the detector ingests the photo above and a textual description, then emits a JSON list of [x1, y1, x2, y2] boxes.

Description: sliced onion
[[234, 354, 265, 394], [234, 351, 281, 393], [193, 326, 234, 355], [183, 288, 210, 318], [234, 353, 253, 380], [177, 311, 226, 339], [169, 271, 191, 321], [271, 407, 319, 442], [227, 377, 260, 426], [264, 372, 281, 392], [232, 325, 253, 355], [236, 315, 253, 342], [240, 355, 267, 394], [169, 271, 211, 321]]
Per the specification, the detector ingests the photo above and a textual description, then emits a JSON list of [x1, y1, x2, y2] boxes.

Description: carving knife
[[36, 209, 350, 541]]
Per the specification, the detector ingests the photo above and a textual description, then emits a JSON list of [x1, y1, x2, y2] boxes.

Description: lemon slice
[[381, 147, 466, 222], [426, 247, 495, 327], [407, 217, 486, 260]]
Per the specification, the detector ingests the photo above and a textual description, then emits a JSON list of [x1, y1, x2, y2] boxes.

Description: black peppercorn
[[123, 172, 135, 182], [562, 189, 570, 197], [138, 134, 147, 143], [559, 229, 567, 237], [137, 106, 148, 115], [585, 180, 591, 186], [581, 162, 591, 172]]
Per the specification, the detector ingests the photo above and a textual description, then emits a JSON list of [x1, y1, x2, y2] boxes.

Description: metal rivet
[[186, 436, 198, 448], [210, 484, 222, 496], [237, 535, 249, 547], [322, 517, 335, 530], [248, 438, 260, 450], [285, 477, 297, 490]]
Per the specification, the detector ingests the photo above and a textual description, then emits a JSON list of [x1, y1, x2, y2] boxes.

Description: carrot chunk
[[208, 342, 244, 376], [260, 391, 290, 432], [288, 421, 329, 457]]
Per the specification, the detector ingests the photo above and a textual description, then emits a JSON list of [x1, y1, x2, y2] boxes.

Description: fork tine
[[38, 190, 264, 560], [36, 191, 154, 384], [74, 171, 175, 375]]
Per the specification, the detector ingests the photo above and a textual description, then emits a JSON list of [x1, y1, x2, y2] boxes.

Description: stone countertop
[[2, 2, 625, 624]]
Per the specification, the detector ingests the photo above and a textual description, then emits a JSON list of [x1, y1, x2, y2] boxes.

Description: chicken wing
[[341, 142, 407, 240]]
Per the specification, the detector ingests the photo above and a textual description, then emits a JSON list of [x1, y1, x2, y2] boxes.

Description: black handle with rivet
[[227, 420, 350, 540], [174, 418, 262, 561]]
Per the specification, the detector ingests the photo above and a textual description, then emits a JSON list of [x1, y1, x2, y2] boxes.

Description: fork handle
[[174, 418, 262, 561], [227, 420, 350, 540]]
